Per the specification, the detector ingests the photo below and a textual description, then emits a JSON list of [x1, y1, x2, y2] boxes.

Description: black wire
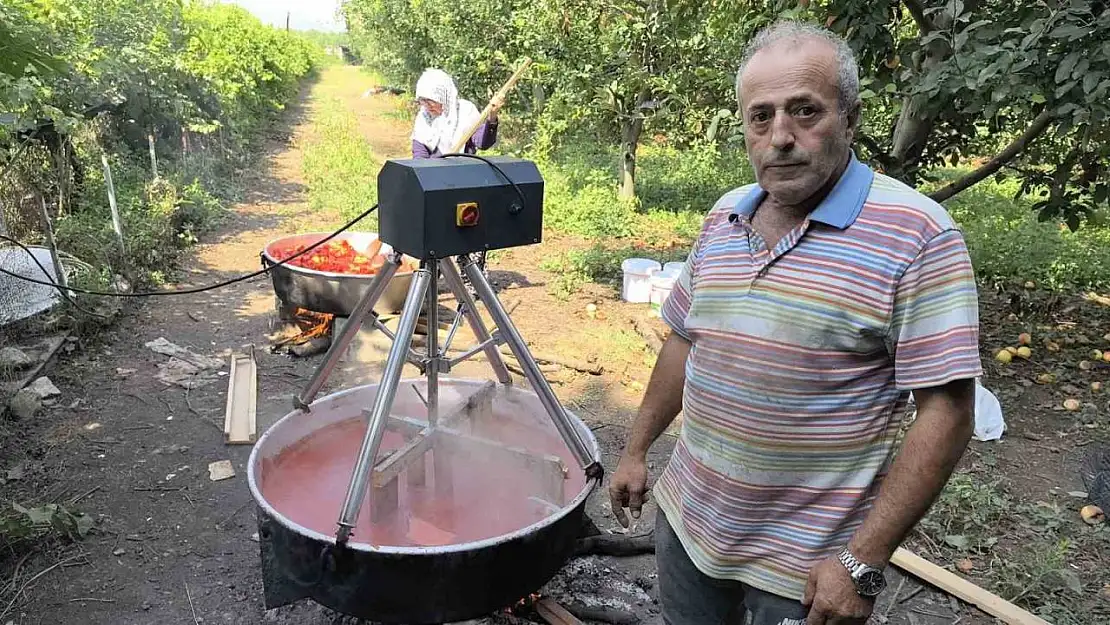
[[0, 242, 109, 318], [441, 153, 529, 210], [0, 203, 378, 297]]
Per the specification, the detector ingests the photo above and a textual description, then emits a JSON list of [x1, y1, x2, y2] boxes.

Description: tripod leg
[[439, 258, 512, 384], [459, 258, 599, 476], [294, 255, 402, 411], [426, 265, 439, 426], [335, 268, 431, 546]]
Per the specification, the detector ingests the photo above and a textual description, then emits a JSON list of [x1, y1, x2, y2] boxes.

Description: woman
[[411, 68, 501, 158]]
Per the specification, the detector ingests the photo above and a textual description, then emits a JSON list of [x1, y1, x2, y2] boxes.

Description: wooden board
[[223, 350, 257, 444], [535, 598, 584, 625], [891, 548, 1051, 625]]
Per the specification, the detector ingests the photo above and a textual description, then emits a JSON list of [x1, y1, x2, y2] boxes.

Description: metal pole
[[100, 154, 125, 253], [425, 263, 439, 426], [294, 255, 402, 410], [336, 269, 431, 545], [460, 259, 598, 474], [37, 193, 69, 297], [439, 258, 512, 384], [147, 134, 158, 179]]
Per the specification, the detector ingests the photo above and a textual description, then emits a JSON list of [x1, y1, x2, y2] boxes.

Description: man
[[608, 21, 981, 625]]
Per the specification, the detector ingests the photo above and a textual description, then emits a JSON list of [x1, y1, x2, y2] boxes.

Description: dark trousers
[[656, 512, 810, 625]]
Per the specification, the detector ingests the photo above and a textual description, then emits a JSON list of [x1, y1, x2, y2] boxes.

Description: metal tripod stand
[[293, 253, 601, 546]]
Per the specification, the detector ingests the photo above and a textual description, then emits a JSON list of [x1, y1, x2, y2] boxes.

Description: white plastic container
[[663, 261, 684, 275], [649, 270, 679, 316], [621, 258, 662, 303]]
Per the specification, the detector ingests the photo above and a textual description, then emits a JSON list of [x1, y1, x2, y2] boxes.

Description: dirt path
[[6, 64, 1097, 624]]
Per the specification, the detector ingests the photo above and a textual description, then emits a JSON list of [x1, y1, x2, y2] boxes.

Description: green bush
[[933, 175, 1110, 291]]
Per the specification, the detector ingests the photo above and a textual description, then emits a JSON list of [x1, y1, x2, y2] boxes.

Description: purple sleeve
[[412, 140, 432, 159], [471, 119, 500, 150]]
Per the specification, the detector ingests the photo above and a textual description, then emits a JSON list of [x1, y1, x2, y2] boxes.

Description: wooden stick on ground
[[890, 548, 1050, 625], [448, 58, 533, 154], [574, 529, 655, 557], [535, 598, 585, 625]]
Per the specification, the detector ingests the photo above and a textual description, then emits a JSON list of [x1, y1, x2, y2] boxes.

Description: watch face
[[857, 569, 886, 597]]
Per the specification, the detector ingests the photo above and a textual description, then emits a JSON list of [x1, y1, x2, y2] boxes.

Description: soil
[[1, 65, 1107, 625]]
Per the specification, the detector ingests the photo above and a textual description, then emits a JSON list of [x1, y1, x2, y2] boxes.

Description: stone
[[0, 347, 34, 369], [8, 389, 41, 419], [28, 376, 61, 399]]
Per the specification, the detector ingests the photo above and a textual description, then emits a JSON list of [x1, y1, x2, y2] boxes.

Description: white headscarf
[[412, 68, 481, 155]]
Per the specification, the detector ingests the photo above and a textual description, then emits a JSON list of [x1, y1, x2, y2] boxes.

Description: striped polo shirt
[[656, 155, 982, 600]]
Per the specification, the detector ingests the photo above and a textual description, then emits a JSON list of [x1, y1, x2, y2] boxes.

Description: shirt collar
[[730, 153, 874, 230]]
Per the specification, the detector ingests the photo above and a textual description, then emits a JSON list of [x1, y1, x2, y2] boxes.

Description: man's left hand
[[802, 555, 875, 625]]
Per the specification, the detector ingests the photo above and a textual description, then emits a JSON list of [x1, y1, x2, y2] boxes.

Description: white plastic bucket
[[663, 261, 684, 275], [649, 270, 679, 316], [621, 258, 661, 303]]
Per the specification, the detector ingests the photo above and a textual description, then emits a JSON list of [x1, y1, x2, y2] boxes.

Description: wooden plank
[[891, 548, 1050, 625], [535, 598, 584, 625], [372, 428, 436, 487], [437, 430, 566, 505], [223, 350, 257, 444]]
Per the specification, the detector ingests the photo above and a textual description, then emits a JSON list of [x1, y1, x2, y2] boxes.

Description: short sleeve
[[661, 236, 703, 341], [888, 228, 983, 389]]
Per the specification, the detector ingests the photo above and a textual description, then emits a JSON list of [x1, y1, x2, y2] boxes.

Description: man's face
[[739, 39, 858, 206]]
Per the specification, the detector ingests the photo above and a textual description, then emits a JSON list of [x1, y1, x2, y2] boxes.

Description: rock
[[8, 389, 41, 419], [112, 548, 126, 556], [145, 337, 223, 370], [208, 460, 236, 481], [0, 347, 34, 369], [28, 376, 61, 399]]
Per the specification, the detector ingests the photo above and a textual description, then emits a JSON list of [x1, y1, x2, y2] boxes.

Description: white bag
[[973, 379, 1006, 442]]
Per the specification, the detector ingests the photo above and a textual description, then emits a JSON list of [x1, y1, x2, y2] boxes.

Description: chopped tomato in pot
[[274, 239, 418, 275]]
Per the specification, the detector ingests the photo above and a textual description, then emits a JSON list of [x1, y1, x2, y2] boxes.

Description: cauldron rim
[[247, 378, 600, 555], [261, 231, 418, 280]]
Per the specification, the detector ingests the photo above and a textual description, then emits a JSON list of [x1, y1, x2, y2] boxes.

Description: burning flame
[[271, 308, 334, 349]]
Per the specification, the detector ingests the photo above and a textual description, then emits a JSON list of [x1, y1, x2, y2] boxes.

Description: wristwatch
[[837, 548, 887, 597]]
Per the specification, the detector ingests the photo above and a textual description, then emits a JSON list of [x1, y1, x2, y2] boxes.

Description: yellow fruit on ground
[[1104, 352, 1110, 363], [1063, 398, 1081, 411], [1018, 333, 1032, 345], [1006, 346, 1019, 355], [1080, 360, 1093, 371], [1016, 346, 1032, 359], [1092, 381, 1103, 392], [1036, 373, 1056, 384], [1091, 349, 1104, 361], [1081, 505, 1105, 525], [995, 350, 1013, 364]]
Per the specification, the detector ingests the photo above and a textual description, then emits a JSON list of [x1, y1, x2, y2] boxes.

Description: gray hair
[[735, 20, 860, 115]]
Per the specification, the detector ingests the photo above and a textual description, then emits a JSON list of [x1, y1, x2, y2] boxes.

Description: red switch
[[456, 202, 479, 227]]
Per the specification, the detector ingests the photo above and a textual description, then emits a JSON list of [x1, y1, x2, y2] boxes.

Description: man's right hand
[[608, 453, 650, 528]]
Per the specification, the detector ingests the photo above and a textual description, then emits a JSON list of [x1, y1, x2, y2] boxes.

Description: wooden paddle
[[447, 58, 534, 154]]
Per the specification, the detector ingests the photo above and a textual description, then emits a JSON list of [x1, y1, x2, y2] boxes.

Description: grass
[[912, 471, 1107, 623], [527, 137, 1110, 297], [301, 94, 382, 228]]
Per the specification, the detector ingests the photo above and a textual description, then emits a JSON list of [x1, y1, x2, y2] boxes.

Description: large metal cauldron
[[261, 232, 415, 316], [248, 378, 600, 623]]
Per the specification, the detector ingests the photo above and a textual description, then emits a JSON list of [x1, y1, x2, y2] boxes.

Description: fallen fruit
[[1091, 349, 1105, 361], [1016, 346, 1032, 359], [1093, 382, 1103, 392], [1104, 352, 1110, 363], [995, 350, 1013, 364], [1045, 340, 1061, 352], [1081, 504, 1105, 525], [585, 303, 598, 313], [1024, 280, 1036, 289], [1079, 360, 1093, 371], [1104, 332, 1110, 342], [1006, 346, 1019, 355], [1063, 398, 1081, 411], [1036, 373, 1057, 384], [1018, 333, 1032, 346], [956, 558, 975, 573]]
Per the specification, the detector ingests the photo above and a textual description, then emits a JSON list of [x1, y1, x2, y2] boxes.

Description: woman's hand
[[488, 96, 504, 122]]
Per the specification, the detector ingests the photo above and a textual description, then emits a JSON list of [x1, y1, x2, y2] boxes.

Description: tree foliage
[[344, 0, 1107, 221]]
